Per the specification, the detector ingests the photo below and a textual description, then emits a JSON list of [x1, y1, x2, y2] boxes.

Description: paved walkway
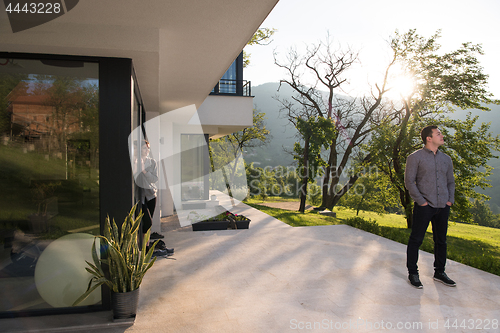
[[2, 193, 500, 332]]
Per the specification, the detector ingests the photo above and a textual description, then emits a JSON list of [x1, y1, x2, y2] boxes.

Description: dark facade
[[0, 53, 139, 317]]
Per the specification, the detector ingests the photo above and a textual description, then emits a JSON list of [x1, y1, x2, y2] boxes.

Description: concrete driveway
[[3, 193, 500, 332]]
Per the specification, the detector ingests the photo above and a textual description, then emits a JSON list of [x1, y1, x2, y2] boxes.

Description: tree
[[210, 110, 270, 199], [338, 167, 397, 216], [293, 116, 336, 212], [469, 199, 500, 228], [275, 35, 393, 211], [0, 71, 29, 135], [440, 115, 500, 223], [38, 76, 86, 151], [367, 29, 500, 228], [244, 28, 276, 68]]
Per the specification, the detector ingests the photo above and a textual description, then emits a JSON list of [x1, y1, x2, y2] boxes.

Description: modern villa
[[0, 0, 279, 318]]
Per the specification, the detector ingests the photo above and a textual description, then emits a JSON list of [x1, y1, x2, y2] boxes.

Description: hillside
[[244, 82, 297, 167], [453, 104, 500, 211]]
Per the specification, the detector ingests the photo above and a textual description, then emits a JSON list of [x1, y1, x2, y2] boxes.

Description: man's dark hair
[[421, 125, 438, 145]]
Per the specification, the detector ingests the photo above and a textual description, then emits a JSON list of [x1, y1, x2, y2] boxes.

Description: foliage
[[293, 116, 337, 211], [0, 71, 29, 134], [72, 204, 158, 306], [245, 163, 305, 200], [367, 29, 499, 228], [439, 115, 500, 222], [246, 162, 279, 199], [189, 210, 248, 222], [306, 183, 323, 206], [244, 27, 276, 67], [338, 172, 397, 216], [469, 199, 500, 228], [210, 110, 270, 198], [293, 117, 337, 175], [273, 165, 301, 198]]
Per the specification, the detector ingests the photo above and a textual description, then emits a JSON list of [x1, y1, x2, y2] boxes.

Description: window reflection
[[0, 58, 100, 313]]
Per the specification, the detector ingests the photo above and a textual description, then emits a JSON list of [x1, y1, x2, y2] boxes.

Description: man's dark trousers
[[407, 203, 450, 275]]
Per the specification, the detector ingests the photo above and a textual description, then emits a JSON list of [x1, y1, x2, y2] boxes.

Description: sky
[[244, 0, 500, 98]]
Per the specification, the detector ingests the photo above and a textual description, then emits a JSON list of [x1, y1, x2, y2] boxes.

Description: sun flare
[[386, 74, 416, 100]]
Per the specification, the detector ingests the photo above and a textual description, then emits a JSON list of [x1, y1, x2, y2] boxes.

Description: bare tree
[[274, 35, 394, 210]]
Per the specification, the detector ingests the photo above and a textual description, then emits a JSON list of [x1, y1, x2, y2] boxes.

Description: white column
[[160, 119, 175, 217], [144, 111, 161, 233]]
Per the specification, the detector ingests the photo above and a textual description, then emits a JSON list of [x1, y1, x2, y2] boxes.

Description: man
[[404, 125, 456, 289]]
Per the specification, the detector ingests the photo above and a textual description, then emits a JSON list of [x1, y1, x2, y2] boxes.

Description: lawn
[[245, 197, 500, 276]]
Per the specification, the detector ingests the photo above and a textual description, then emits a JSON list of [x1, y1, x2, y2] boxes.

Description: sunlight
[[386, 73, 416, 100]]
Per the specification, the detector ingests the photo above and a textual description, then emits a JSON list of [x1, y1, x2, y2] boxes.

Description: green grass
[[245, 197, 500, 276]]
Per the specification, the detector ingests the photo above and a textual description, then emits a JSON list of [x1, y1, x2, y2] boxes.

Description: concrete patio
[[2, 194, 500, 332]]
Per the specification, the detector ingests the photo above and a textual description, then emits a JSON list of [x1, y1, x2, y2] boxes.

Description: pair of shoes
[[155, 240, 174, 254], [434, 271, 456, 287], [152, 248, 174, 257], [408, 274, 423, 289], [150, 232, 164, 239]]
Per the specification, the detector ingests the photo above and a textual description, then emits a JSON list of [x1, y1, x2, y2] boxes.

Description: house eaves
[[0, 0, 279, 114]]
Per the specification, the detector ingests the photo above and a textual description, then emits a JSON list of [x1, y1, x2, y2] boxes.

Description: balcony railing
[[210, 79, 251, 97]]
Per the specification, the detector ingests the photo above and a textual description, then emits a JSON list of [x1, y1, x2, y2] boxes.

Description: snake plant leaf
[[90, 238, 105, 276], [73, 203, 159, 304], [85, 260, 104, 277], [72, 278, 107, 306], [104, 215, 111, 240]]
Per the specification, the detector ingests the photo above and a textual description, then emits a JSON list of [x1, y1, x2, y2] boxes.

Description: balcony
[[210, 79, 252, 97]]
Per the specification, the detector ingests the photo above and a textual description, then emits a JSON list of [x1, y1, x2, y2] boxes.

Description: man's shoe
[[408, 274, 423, 289], [150, 232, 164, 239], [155, 240, 174, 253], [434, 272, 456, 287], [152, 249, 167, 257], [155, 239, 166, 250]]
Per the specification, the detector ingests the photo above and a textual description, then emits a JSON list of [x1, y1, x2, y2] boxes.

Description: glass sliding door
[[0, 57, 100, 315], [181, 134, 209, 201]]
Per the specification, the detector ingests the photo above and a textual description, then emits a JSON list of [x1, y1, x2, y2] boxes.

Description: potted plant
[[72, 203, 159, 320], [190, 210, 251, 231], [190, 211, 229, 231], [227, 212, 251, 230]]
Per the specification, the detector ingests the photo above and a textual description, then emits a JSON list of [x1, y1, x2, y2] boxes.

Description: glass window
[[219, 60, 237, 94], [181, 134, 208, 201], [0, 57, 100, 314]]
